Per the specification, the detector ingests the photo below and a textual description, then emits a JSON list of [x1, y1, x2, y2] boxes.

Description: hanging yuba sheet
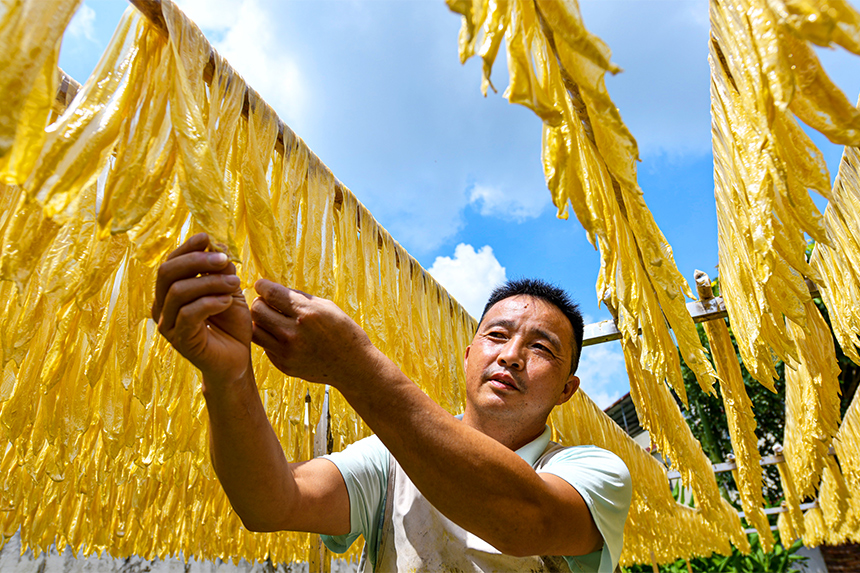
[[811, 119, 860, 363], [0, 0, 482, 563], [553, 391, 738, 566], [445, 0, 753, 554], [833, 389, 860, 544], [695, 272, 773, 552], [710, 0, 860, 503]]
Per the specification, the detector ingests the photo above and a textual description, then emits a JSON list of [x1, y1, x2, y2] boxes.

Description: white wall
[[0, 533, 359, 573]]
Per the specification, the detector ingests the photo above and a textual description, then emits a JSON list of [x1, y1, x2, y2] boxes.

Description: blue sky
[[60, 0, 860, 408]]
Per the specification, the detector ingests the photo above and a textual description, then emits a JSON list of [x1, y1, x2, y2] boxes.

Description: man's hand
[[250, 279, 377, 386], [152, 233, 252, 386]]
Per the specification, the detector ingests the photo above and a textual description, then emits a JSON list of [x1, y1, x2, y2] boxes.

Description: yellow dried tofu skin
[[334, 188, 361, 321], [835, 389, 860, 500], [161, 1, 238, 258], [775, 454, 807, 542], [777, 512, 800, 546], [97, 16, 174, 236], [773, 0, 860, 54], [25, 11, 140, 221], [273, 126, 305, 284], [783, 301, 843, 498], [241, 96, 288, 284], [0, 0, 482, 564], [819, 456, 852, 539], [811, 137, 860, 364], [294, 154, 327, 295], [0, 183, 61, 292], [710, 0, 860, 391], [0, 41, 60, 185], [358, 204, 384, 347], [702, 314, 773, 552], [0, 0, 80, 174], [380, 235, 401, 367], [552, 391, 734, 565], [711, 3, 813, 384], [503, 0, 560, 124], [622, 338, 747, 551], [803, 506, 827, 547]]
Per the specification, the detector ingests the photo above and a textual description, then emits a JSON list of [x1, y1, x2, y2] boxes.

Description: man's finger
[[254, 279, 308, 317], [250, 297, 297, 338], [160, 274, 241, 333], [210, 260, 238, 276], [169, 294, 233, 341], [170, 232, 237, 276], [153, 249, 232, 321], [251, 322, 281, 351], [167, 232, 209, 261]]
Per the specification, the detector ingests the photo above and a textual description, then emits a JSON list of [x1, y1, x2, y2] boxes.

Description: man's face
[[463, 295, 580, 428]]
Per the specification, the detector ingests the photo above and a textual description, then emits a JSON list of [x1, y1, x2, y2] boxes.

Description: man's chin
[[470, 392, 522, 413]]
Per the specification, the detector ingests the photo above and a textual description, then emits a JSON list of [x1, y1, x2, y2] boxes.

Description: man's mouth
[[487, 372, 520, 391]]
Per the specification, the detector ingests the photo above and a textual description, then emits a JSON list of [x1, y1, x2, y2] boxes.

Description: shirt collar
[[514, 425, 551, 465], [456, 414, 551, 466]]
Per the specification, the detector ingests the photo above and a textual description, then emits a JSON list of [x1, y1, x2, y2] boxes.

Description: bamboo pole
[[649, 549, 660, 573], [53, 68, 80, 112]]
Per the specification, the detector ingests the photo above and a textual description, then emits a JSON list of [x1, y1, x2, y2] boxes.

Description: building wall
[[0, 533, 358, 573]]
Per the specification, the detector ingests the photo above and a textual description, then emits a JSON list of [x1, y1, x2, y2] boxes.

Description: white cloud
[[428, 244, 507, 317], [67, 3, 96, 43], [469, 183, 548, 222], [575, 340, 626, 410], [177, 0, 306, 130]]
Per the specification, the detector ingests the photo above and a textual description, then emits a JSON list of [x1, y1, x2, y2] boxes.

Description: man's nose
[[497, 339, 525, 370]]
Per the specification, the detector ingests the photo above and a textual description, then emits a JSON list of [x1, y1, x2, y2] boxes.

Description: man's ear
[[556, 375, 580, 406], [464, 345, 471, 372]]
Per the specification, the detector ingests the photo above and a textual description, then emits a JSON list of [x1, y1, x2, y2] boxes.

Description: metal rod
[[744, 526, 777, 534], [665, 447, 836, 480], [619, 402, 630, 435], [739, 500, 818, 520], [583, 278, 820, 347]]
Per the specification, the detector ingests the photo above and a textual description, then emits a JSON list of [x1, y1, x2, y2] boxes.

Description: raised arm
[[251, 280, 608, 557], [152, 234, 349, 535]]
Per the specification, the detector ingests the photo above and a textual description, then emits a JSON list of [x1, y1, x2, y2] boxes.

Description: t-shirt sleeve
[[319, 434, 389, 554], [537, 446, 632, 571]]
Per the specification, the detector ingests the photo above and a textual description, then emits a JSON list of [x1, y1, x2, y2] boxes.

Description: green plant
[[621, 533, 807, 572]]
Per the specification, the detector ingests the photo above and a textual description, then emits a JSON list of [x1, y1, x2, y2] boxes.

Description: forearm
[[202, 367, 297, 531], [336, 349, 586, 556]]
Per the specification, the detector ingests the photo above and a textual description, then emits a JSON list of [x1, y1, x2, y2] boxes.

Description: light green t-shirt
[[321, 422, 632, 572]]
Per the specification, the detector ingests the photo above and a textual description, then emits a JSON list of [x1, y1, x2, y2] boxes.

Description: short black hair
[[479, 278, 585, 375]]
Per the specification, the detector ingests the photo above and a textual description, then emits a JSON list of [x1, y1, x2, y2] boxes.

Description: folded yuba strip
[[710, 0, 860, 389]]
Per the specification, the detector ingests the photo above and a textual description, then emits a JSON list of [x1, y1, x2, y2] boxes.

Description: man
[[153, 233, 631, 572]]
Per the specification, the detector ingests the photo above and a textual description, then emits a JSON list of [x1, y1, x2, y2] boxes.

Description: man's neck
[[460, 409, 547, 451]]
